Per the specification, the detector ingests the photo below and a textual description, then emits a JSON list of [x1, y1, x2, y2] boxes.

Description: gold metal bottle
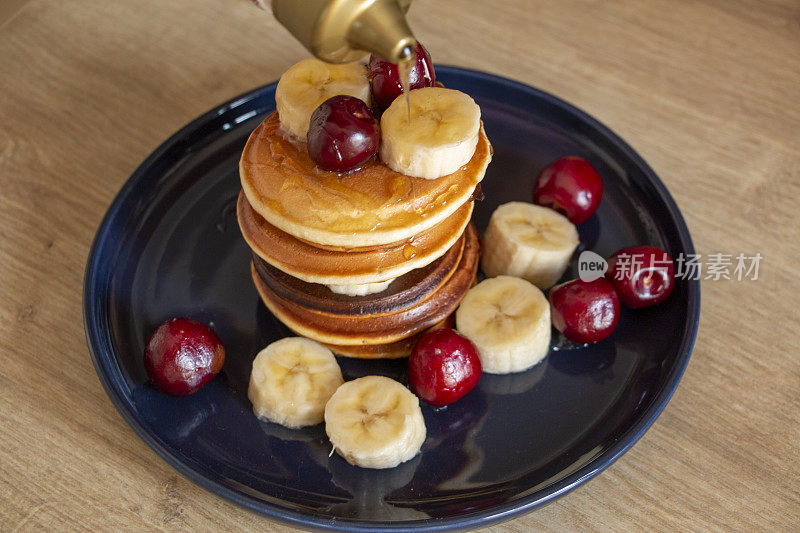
[[270, 0, 416, 64]]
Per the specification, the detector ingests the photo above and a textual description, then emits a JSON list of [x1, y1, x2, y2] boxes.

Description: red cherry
[[533, 156, 603, 224], [143, 318, 225, 396], [549, 278, 620, 344], [368, 43, 435, 112], [307, 95, 380, 173], [408, 329, 482, 406], [606, 246, 675, 308]]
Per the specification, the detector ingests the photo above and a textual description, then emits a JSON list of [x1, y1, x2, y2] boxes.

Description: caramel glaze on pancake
[[296, 183, 484, 253], [238, 192, 473, 285], [252, 229, 464, 315], [240, 112, 491, 248], [250, 224, 479, 346]]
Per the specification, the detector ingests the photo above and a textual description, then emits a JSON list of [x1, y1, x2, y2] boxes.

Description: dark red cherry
[[143, 318, 225, 396], [549, 278, 620, 344], [606, 246, 675, 308], [307, 95, 380, 172], [368, 43, 435, 112], [533, 156, 603, 224], [408, 329, 482, 406]]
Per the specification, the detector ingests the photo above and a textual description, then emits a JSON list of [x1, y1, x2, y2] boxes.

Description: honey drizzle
[[397, 47, 416, 123]]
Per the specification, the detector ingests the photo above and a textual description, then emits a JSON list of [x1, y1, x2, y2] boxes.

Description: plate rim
[[84, 65, 700, 532]]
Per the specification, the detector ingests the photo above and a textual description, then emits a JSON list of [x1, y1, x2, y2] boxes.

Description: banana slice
[[380, 87, 481, 179], [326, 278, 395, 297], [455, 276, 551, 374], [481, 202, 579, 289], [325, 376, 426, 469], [275, 58, 370, 139], [248, 337, 344, 428]]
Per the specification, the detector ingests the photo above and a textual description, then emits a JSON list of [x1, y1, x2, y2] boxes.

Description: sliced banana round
[[380, 87, 481, 180], [248, 337, 344, 428], [481, 202, 579, 289], [455, 276, 551, 374], [325, 376, 426, 469], [326, 278, 395, 297], [275, 58, 370, 139]]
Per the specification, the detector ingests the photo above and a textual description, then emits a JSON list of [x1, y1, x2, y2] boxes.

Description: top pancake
[[240, 112, 491, 248]]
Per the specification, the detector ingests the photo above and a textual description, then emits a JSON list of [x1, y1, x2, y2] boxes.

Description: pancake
[[240, 112, 491, 248], [251, 229, 464, 315], [323, 333, 423, 360], [250, 224, 479, 347], [238, 192, 472, 285], [295, 182, 483, 253], [322, 316, 455, 359]]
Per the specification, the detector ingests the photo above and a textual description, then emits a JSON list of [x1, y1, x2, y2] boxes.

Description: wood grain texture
[[1, 0, 798, 530]]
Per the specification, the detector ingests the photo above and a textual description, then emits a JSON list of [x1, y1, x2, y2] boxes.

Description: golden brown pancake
[[252, 230, 464, 315], [322, 334, 423, 360], [294, 182, 483, 253], [237, 194, 473, 285], [240, 112, 491, 248], [238, 192, 472, 285], [321, 315, 455, 359], [249, 224, 479, 348]]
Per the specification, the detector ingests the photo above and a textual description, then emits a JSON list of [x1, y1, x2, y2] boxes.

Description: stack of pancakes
[[238, 112, 492, 358]]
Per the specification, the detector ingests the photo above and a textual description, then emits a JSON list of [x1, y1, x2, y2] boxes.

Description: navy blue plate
[[84, 67, 699, 531]]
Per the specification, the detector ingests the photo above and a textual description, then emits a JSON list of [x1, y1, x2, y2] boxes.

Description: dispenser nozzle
[[348, 0, 417, 63]]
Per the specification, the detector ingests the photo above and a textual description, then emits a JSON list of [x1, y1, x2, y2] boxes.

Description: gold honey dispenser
[[264, 0, 416, 64]]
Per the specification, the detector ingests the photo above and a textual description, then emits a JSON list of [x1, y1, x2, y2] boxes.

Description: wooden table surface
[[2, 0, 798, 530]]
